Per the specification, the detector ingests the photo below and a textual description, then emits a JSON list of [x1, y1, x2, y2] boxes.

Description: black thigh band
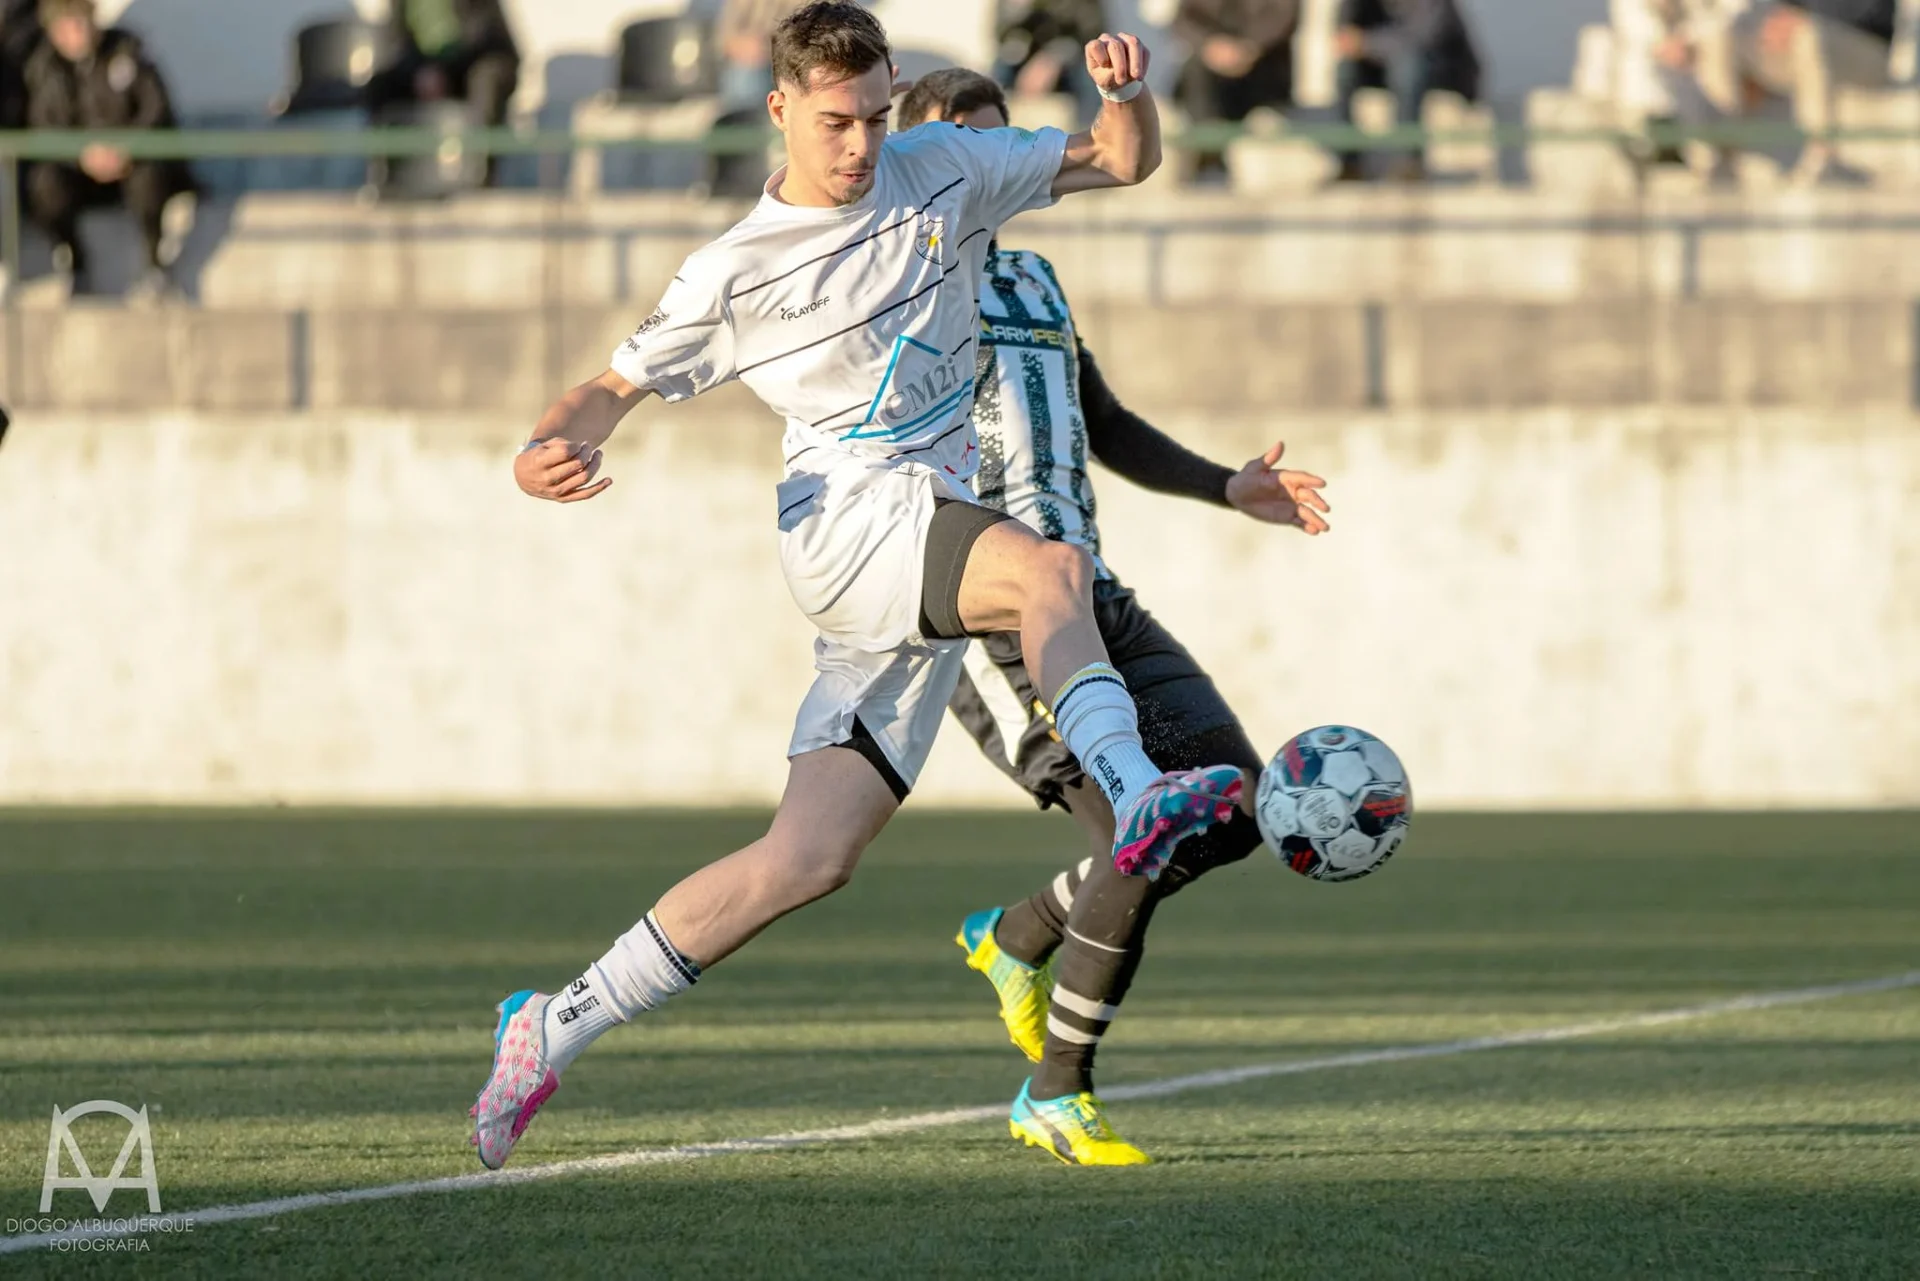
[[836, 716, 910, 803], [918, 497, 1014, 641]]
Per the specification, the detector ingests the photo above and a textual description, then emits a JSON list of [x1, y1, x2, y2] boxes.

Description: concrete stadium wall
[[46, 187, 1920, 313], [3, 301, 1913, 415], [1, 396, 1913, 810]]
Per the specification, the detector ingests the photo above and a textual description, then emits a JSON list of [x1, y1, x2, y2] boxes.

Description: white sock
[[1050, 663, 1163, 810], [543, 910, 699, 1074]]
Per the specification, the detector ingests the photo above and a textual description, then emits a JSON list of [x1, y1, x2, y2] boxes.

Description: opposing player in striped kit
[[470, 4, 1249, 1169], [897, 69, 1333, 1166]]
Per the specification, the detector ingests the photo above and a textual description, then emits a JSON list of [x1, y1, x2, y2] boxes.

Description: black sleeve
[[22, 45, 65, 128], [1079, 343, 1234, 508]]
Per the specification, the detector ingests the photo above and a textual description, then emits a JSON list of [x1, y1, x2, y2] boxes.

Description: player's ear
[[769, 87, 790, 132]]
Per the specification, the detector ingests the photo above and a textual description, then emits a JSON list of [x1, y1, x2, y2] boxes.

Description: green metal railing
[[3, 116, 1914, 308], [0, 117, 1914, 161]]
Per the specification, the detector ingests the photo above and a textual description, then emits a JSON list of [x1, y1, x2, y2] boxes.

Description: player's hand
[[1225, 441, 1329, 534], [515, 437, 610, 504], [1085, 33, 1149, 96]]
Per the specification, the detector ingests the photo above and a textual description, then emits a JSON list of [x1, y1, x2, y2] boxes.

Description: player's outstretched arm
[[1051, 33, 1162, 197], [514, 369, 653, 504]]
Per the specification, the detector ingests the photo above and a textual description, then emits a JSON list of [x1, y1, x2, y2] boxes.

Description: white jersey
[[602, 120, 1074, 788], [971, 246, 1106, 572], [610, 122, 1070, 496]]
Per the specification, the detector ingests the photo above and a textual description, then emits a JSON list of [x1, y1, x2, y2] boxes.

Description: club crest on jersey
[[913, 214, 946, 266]]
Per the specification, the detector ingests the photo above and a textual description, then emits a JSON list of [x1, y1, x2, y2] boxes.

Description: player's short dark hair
[[770, 2, 891, 94], [39, 0, 95, 21], [897, 68, 1009, 130]]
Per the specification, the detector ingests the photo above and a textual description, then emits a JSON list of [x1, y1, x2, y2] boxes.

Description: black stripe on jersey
[[973, 345, 1007, 509], [988, 268, 1032, 323], [735, 271, 953, 376], [952, 226, 989, 254], [727, 176, 968, 301], [1020, 351, 1068, 540], [1037, 255, 1095, 539], [894, 417, 973, 458], [809, 400, 868, 428]]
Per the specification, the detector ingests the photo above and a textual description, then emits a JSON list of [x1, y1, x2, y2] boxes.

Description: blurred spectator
[[23, 0, 193, 298], [1172, 0, 1298, 179], [1691, 0, 1899, 184], [996, 0, 1107, 122], [1611, 1, 1730, 165], [370, 0, 519, 184], [1331, 0, 1481, 183], [718, 0, 808, 108]]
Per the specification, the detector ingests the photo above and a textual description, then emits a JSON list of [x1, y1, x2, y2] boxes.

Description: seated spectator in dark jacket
[[995, 0, 1108, 121], [1333, 0, 1481, 182], [1173, 0, 1299, 179], [23, 0, 192, 297], [370, 0, 518, 182]]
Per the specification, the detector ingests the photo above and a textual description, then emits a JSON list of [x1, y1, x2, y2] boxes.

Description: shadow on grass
[[14, 1168, 1917, 1281]]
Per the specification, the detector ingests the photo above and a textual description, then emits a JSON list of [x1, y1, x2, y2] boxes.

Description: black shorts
[[947, 576, 1261, 812]]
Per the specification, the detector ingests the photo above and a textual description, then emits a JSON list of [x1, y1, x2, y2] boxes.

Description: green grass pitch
[[1, 809, 1916, 1279]]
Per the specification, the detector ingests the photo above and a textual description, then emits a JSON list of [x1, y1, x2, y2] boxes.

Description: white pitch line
[[5, 968, 1916, 1256]]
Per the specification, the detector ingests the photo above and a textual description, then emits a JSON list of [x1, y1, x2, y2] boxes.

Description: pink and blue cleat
[[1112, 765, 1247, 878], [469, 989, 560, 1170]]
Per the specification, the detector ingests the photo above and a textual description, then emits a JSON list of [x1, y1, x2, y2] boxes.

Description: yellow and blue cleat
[[955, 907, 1049, 1062], [1008, 1079, 1151, 1166]]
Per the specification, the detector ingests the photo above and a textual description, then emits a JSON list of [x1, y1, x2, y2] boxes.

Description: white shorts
[[777, 455, 977, 793]]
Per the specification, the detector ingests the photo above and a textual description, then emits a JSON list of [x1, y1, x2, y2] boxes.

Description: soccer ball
[[1255, 726, 1412, 882]]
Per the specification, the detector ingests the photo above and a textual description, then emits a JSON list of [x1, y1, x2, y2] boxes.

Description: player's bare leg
[[651, 747, 899, 966], [471, 747, 897, 1168], [953, 519, 1242, 877]]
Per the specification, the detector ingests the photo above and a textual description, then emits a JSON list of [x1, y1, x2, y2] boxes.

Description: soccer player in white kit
[[469, 2, 1245, 1169]]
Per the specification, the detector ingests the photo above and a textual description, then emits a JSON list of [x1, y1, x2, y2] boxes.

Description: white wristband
[[1098, 79, 1144, 104]]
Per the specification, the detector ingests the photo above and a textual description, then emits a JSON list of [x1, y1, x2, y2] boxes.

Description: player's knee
[[789, 834, 864, 899], [1031, 538, 1094, 605]]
